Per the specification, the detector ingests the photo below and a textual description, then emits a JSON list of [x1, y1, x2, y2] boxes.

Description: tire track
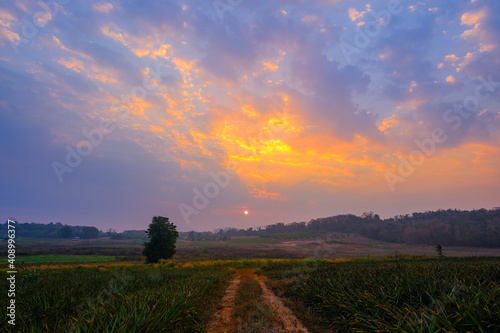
[[256, 274, 309, 333], [206, 275, 241, 333], [206, 269, 309, 333]]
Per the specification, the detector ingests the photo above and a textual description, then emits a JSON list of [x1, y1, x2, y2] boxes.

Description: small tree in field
[[436, 244, 443, 257], [143, 216, 179, 263]]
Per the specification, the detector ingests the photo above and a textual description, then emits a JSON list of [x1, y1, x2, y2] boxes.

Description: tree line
[[305, 208, 500, 247], [182, 208, 500, 248], [3, 207, 499, 247], [0, 222, 99, 239]]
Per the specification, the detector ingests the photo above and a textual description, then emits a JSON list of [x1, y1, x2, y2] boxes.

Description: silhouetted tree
[[80, 226, 99, 239], [143, 216, 179, 263], [57, 225, 73, 238], [436, 244, 443, 257]]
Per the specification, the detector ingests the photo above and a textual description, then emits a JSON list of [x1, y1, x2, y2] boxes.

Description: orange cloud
[[248, 187, 287, 201], [207, 99, 394, 198], [128, 98, 151, 116], [0, 9, 15, 28], [133, 49, 150, 57], [460, 9, 495, 52], [446, 75, 457, 84], [0, 26, 19, 45], [92, 3, 113, 14], [149, 125, 164, 133], [94, 74, 117, 83], [151, 44, 172, 59], [57, 56, 118, 84], [263, 61, 278, 71], [101, 24, 126, 44], [461, 10, 485, 26], [379, 115, 399, 132], [241, 104, 260, 118], [57, 57, 85, 72], [172, 57, 194, 72], [456, 52, 475, 72], [444, 54, 459, 62], [384, 143, 500, 194], [348, 7, 369, 21]]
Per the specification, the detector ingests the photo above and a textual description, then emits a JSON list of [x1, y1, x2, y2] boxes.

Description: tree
[[436, 244, 443, 257], [143, 216, 179, 263], [57, 225, 73, 238], [80, 226, 99, 239]]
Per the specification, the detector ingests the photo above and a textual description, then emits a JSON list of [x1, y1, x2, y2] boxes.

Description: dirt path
[[257, 276, 309, 333], [207, 269, 309, 333], [206, 274, 242, 333]]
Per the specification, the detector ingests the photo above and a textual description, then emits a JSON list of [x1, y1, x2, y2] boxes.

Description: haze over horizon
[[1, 0, 499, 232]]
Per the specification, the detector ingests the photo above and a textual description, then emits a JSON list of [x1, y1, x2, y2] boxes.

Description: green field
[[14, 255, 116, 264], [263, 258, 500, 332], [1, 257, 499, 332], [0, 263, 232, 332], [3, 234, 500, 332], [8, 234, 500, 260]]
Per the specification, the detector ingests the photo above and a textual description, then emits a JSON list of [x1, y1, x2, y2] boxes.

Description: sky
[[0, 0, 499, 232]]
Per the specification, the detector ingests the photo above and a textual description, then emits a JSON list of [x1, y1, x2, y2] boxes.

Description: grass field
[[1, 257, 499, 332], [263, 257, 500, 332], [0, 263, 232, 332], [14, 255, 115, 264], [2, 235, 500, 331]]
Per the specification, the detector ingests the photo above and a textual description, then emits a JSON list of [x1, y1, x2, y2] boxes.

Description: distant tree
[[110, 233, 126, 240], [436, 244, 443, 257], [143, 216, 179, 263], [362, 211, 374, 219], [80, 226, 99, 239], [57, 225, 73, 238]]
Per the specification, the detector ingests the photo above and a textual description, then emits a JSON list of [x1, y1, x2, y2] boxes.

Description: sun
[[244, 210, 249, 215]]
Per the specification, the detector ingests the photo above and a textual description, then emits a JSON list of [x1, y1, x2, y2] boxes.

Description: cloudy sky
[[1, 0, 499, 232]]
